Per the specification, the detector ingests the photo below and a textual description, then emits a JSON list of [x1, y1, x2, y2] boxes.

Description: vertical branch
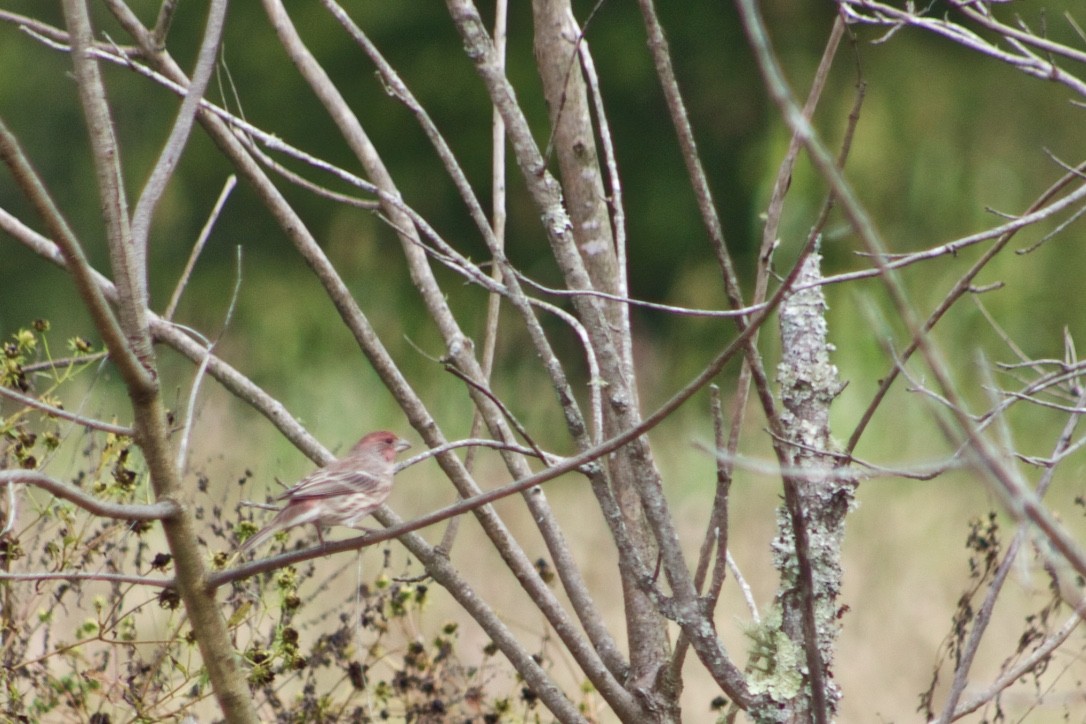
[[771, 250, 852, 722], [936, 388, 1086, 723], [635, 0, 745, 314], [531, 1, 621, 319], [668, 383, 733, 676], [672, 24, 848, 685], [60, 0, 154, 385], [164, 175, 237, 321], [635, 0, 786, 498], [531, 1, 675, 711], [260, 4, 639, 714], [57, 2, 259, 722], [578, 40, 631, 385], [130, 0, 227, 254], [449, 0, 510, 556]]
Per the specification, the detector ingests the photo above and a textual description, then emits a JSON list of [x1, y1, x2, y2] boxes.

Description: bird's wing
[[279, 460, 383, 501]]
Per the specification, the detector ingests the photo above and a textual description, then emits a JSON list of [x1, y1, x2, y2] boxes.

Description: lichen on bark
[[767, 247, 856, 721]]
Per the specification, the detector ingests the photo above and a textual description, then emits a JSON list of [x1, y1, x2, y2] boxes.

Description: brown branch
[[129, 0, 225, 256], [845, 162, 1086, 455], [935, 389, 1086, 722], [0, 119, 149, 396], [0, 386, 134, 437], [760, 16, 846, 270], [164, 175, 237, 321], [261, 3, 632, 716], [0, 470, 178, 521], [669, 384, 733, 677], [0, 570, 173, 587], [62, 0, 156, 384], [63, 3, 257, 722]]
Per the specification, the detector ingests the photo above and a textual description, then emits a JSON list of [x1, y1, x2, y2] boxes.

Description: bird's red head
[[353, 431, 411, 461]]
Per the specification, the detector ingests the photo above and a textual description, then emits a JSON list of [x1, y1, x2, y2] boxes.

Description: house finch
[[240, 431, 411, 554]]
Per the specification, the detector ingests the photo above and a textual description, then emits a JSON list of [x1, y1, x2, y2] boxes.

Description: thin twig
[[935, 388, 1086, 723], [176, 246, 244, 474], [578, 36, 631, 377], [0, 470, 178, 521], [0, 570, 173, 587], [728, 551, 760, 622], [129, 0, 227, 256], [516, 272, 766, 318], [441, 365, 549, 464], [2, 480, 16, 536], [444, 0, 508, 557], [19, 351, 109, 373], [0, 386, 134, 436], [842, 1, 1086, 96], [947, 609, 1085, 721], [164, 175, 237, 321], [670, 383, 733, 676], [399, 437, 567, 470], [0, 117, 151, 395]]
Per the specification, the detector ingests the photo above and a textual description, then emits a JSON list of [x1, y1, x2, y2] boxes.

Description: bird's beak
[[395, 438, 412, 453]]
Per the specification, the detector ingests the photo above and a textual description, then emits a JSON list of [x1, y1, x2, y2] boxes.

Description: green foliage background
[[3, 1, 1084, 397], [3, 1, 1086, 719]]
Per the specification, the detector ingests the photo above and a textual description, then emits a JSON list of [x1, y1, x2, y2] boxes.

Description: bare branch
[[261, 2, 635, 713], [670, 383, 733, 677], [175, 247, 243, 474], [129, 0, 227, 254], [0, 570, 174, 588], [62, 0, 155, 382], [0, 119, 149, 394], [0, 386, 134, 437], [814, 180, 1086, 292], [841, 1, 1086, 97], [0, 470, 178, 521], [947, 610, 1085, 721], [164, 175, 237, 321], [517, 273, 767, 318], [936, 388, 1086, 722], [0, 10, 71, 43]]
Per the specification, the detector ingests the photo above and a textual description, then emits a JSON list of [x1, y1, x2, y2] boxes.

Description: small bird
[[239, 431, 411, 555]]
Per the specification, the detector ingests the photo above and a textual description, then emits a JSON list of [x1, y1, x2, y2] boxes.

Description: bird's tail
[[237, 500, 319, 557], [238, 508, 290, 556], [238, 522, 277, 556]]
